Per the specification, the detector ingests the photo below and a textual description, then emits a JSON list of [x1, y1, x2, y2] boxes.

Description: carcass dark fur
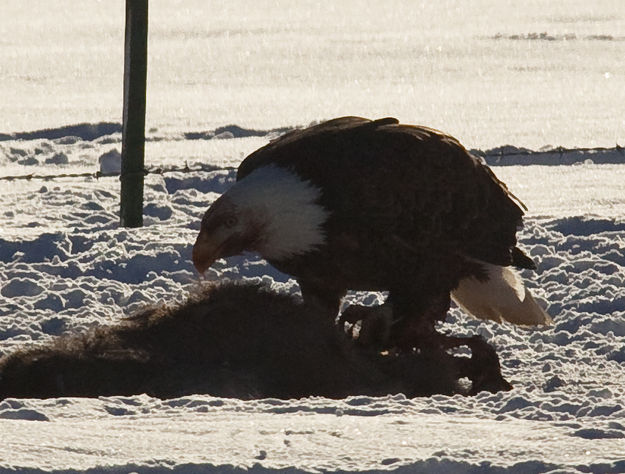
[[0, 283, 510, 399]]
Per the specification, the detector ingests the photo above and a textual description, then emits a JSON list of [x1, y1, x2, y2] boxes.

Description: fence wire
[[0, 163, 237, 182], [0, 145, 623, 182]]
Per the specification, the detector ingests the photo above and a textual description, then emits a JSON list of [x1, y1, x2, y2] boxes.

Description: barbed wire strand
[[0, 145, 623, 182], [0, 163, 237, 182]]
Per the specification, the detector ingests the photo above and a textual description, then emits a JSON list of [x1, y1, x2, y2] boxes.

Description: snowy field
[[1, 1, 625, 473]]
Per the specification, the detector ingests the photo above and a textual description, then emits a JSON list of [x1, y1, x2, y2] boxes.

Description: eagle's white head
[[192, 165, 328, 274]]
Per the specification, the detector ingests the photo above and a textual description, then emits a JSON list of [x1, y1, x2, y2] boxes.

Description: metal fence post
[[120, 0, 148, 228]]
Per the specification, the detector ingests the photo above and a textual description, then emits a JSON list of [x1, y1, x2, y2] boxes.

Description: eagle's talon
[[339, 304, 393, 349]]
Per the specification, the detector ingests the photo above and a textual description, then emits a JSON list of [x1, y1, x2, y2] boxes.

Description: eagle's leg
[[386, 289, 451, 352], [338, 302, 393, 348], [386, 288, 511, 393], [298, 280, 346, 322], [336, 289, 450, 351]]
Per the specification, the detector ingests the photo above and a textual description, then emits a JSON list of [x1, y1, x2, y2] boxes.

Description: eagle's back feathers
[[237, 116, 530, 273]]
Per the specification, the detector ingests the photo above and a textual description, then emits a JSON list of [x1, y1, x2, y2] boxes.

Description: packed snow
[[1, 0, 625, 472]]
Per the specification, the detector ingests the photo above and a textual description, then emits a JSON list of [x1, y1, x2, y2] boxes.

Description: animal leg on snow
[[437, 334, 513, 394]]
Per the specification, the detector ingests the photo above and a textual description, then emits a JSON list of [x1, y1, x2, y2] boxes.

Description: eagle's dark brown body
[[238, 117, 534, 337]]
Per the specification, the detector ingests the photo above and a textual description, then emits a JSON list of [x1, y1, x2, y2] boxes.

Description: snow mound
[[98, 148, 122, 174], [184, 124, 293, 140], [491, 32, 625, 42], [473, 146, 625, 166], [0, 122, 121, 142]]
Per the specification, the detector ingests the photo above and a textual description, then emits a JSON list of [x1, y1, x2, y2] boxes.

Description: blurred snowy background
[[2, 0, 624, 146]]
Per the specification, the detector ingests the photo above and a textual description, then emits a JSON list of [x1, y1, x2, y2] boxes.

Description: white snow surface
[[1, 134, 624, 474], [1, 1, 625, 472]]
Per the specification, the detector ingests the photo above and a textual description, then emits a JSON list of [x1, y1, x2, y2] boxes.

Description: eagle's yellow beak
[[192, 230, 222, 275]]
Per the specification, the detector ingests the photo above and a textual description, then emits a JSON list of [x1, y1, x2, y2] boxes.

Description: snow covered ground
[[1, 1, 625, 472], [1, 128, 624, 473]]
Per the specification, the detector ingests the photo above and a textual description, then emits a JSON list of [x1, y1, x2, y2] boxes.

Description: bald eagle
[[193, 117, 550, 349]]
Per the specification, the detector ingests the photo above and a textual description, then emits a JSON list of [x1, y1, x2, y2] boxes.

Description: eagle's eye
[[224, 216, 238, 228]]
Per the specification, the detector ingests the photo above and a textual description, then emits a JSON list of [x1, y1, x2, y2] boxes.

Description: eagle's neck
[[227, 165, 328, 260]]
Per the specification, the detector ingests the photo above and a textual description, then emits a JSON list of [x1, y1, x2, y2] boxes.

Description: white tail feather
[[451, 261, 551, 326]]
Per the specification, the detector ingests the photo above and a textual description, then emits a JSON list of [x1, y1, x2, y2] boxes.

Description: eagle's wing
[[237, 117, 398, 180], [238, 117, 530, 269]]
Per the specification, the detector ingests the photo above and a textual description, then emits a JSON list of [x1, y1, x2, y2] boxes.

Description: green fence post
[[120, 0, 148, 227]]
